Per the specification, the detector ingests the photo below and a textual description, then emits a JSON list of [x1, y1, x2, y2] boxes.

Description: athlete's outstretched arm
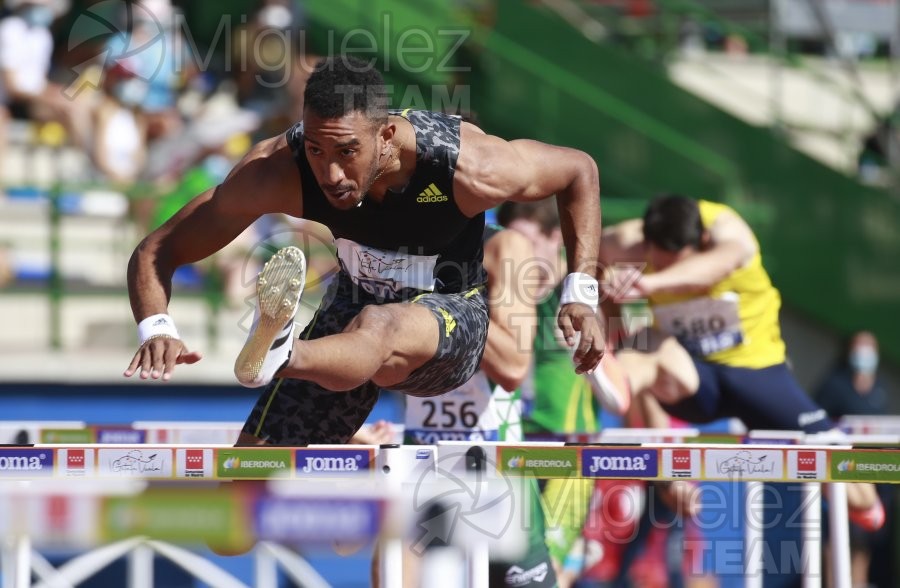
[[123, 136, 301, 381], [454, 125, 603, 374], [638, 210, 757, 296], [480, 229, 538, 391]]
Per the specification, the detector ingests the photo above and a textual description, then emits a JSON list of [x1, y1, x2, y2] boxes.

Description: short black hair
[[496, 198, 559, 235], [303, 56, 388, 125], [642, 194, 704, 251]]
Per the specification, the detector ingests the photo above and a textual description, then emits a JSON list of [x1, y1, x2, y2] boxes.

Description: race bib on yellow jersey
[[653, 293, 744, 356], [335, 238, 438, 300], [405, 372, 501, 443]]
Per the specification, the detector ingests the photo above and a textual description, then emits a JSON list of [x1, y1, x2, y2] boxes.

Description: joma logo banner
[[0, 450, 53, 476], [295, 450, 372, 475], [583, 449, 659, 478]]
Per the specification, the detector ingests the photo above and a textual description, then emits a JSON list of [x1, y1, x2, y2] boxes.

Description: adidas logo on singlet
[[417, 183, 448, 203]]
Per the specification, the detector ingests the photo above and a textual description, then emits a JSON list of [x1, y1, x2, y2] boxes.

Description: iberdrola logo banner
[[217, 449, 292, 479], [497, 447, 579, 478], [831, 450, 900, 483]]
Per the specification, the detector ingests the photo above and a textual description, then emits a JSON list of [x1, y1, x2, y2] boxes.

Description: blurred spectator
[[104, 0, 193, 142], [141, 89, 259, 186], [0, 1, 53, 104], [233, 0, 314, 135], [146, 126, 253, 233], [835, 31, 878, 61], [815, 330, 894, 588], [678, 19, 706, 58], [857, 108, 898, 186], [92, 62, 147, 185], [0, 0, 90, 158], [722, 33, 748, 56], [815, 331, 888, 420]]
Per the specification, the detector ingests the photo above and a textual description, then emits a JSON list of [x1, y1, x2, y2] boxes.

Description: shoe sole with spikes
[[234, 246, 306, 387]]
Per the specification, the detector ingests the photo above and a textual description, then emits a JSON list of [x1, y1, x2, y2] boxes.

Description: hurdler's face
[[302, 111, 384, 210]]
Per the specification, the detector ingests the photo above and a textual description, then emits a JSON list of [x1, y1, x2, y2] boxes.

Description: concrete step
[[668, 52, 894, 172]]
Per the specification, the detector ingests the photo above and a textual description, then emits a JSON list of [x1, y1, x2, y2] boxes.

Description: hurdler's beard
[[352, 155, 383, 209]]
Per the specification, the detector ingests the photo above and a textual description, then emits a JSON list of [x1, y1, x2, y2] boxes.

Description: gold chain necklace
[[372, 139, 401, 184]]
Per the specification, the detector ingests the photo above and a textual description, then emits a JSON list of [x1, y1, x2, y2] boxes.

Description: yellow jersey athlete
[[600, 194, 884, 531]]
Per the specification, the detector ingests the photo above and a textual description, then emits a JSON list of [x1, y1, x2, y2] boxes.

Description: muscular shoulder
[[456, 123, 509, 186], [454, 123, 595, 216], [454, 124, 529, 214], [223, 134, 302, 217]]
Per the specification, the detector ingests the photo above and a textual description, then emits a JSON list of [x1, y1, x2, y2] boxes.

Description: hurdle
[[0, 422, 86, 445], [840, 416, 900, 436], [599, 428, 827, 588], [2, 423, 898, 587], [131, 422, 244, 444], [0, 479, 367, 588]]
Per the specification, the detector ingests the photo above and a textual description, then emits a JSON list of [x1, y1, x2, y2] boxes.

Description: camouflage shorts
[[242, 273, 489, 445]]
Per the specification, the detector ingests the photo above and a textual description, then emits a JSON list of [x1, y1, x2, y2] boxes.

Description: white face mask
[[849, 346, 879, 374]]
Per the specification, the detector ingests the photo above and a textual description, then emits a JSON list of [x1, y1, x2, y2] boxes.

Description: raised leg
[[279, 302, 440, 391]]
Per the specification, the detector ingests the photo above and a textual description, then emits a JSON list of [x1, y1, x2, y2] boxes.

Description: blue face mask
[[21, 5, 54, 28], [113, 79, 148, 107], [849, 347, 879, 374]]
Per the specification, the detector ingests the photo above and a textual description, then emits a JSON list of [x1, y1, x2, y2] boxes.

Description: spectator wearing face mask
[[814, 330, 894, 588], [233, 0, 315, 136], [103, 0, 193, 142], [815, 331, 888, 419]]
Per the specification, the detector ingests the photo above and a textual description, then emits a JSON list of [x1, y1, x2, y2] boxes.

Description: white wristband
[[559, 272, 600, 310], [137, 314, 180, 344]]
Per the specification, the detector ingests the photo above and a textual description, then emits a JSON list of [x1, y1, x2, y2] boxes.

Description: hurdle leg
[[0, 537, 11, 588], [467, 540, 489, 588], [2, 535, 32, 588], [420, 548, 465, 588], [127, 541, 154, 588], [254, 543, 278, 588], [16, 536, 30, 588], [744, 481, 764, 588], [801, 482, 822, 588], [827, 483, 852, 588], [379, 538, 403, 588]]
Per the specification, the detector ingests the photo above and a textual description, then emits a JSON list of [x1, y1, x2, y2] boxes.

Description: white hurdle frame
[[1, 534, 334, 588], [1, 421, 898, 587]]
